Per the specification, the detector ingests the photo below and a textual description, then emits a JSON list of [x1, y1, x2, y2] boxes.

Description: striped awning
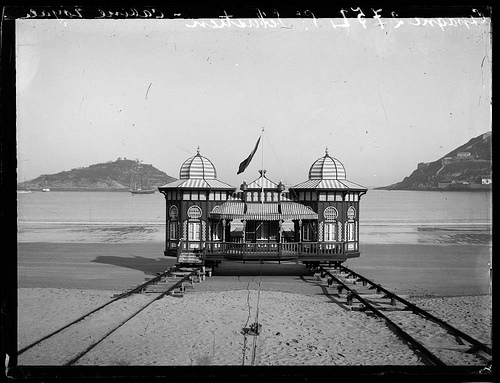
[[244, 203, 280, 221], [280, 202, 318, 220], [209, 201, 245, 220], [209, 201, 318, 221]]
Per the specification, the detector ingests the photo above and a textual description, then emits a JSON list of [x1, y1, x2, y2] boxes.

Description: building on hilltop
[[158, 147, 367, 267], [481, 176, 492, 185]]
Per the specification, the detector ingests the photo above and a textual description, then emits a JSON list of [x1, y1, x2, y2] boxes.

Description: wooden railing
[[202, 241, 346, 258]]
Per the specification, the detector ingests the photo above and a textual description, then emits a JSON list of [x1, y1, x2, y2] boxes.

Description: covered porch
[[200, 199, 354, 261]]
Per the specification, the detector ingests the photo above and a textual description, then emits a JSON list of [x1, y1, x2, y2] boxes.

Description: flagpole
[[261, 127, 265, 203], [261, 127, 264, 172]]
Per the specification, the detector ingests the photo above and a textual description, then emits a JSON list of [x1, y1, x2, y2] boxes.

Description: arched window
[[345, 207, 356, 243], [212, 222, 223, 241], [187, 205, 202, 242], [323, 206, 338, 242], [169, 205, 178, 219], [347, 206, 356, 220], [188, 221, 201, 241], [323, 206, 338, 221], [345, 221, 356, 243], [324, 222, 337, 241], [168, 206, 179, 242], [169, 221, 178, 240], [211, 207, 223, 241], [187, 205, 202, 219]]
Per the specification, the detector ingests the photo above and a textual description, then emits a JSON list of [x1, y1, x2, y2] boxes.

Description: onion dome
[[159, 147, 235, 190], [179, 147, 217, 179], [308, 148, 346, 180], [291, 147, 367, 191]]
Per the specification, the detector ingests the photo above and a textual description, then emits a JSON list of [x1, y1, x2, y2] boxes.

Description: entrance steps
[[177, 252, 203, 264]]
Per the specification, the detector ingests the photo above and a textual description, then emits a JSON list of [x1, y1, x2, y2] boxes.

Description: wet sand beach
[[18, 241, 491, 296]]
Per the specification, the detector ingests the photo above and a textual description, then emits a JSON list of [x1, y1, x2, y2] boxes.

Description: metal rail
[[64, 271, 196, 366], [320, 266, 448, 366], [203, 241, 346, 258], [336, 264, 493, 356], [17, 266, 185, 356]]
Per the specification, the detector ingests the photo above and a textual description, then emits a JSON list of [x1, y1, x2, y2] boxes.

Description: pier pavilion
[[159, 148, 367, 266]]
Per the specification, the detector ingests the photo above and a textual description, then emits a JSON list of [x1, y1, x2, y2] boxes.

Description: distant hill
[[376, 132, 492, 191], [18, 158, 177, 192]]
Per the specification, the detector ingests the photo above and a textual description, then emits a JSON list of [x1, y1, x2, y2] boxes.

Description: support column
[[165, 219, 169, 252], [298, 219, 303, 254], [200, 220, 205, 249], [278, 220, 283, 243], [222, 219, 226, 243], [163, 193, 169, 255], [298, 219, 303, 243]]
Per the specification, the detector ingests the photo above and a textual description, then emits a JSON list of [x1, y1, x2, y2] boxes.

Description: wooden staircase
[[177, 251, 203, 265]]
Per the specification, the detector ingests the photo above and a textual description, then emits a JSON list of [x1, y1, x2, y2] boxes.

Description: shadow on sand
[[91, 256, 312, 278], [212, 261, 312, 277], [91, 255, 176, 276]]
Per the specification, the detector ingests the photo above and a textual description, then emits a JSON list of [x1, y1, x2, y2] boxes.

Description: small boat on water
[[42, 188, 51, 192], [130, 174, 155, 195], [131, 188, 155, 195], [17, 178, 32, 193]]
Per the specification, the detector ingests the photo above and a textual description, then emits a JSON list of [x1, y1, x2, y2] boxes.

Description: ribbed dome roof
[[308, 149, 346, 180], [179, 149, 217, 179]]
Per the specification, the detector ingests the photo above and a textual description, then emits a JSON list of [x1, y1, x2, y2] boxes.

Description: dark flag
[[237, 137, 261, 175]]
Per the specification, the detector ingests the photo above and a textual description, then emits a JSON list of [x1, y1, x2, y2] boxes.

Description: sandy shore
[[17, 286, 491, 366]]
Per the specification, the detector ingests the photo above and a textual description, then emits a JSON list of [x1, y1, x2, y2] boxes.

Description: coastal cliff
[[18, 158, 176, 192], [376, 132, 492, 191]]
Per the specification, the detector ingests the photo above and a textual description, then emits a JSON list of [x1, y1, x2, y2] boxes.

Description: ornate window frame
[[347, 206, 356, 220], [169, 205, 179, 219], [323, 206, 338, 221], [187, 205, 202, 219]]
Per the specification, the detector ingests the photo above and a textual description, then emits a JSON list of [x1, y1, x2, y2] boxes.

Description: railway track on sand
[[17, 265, 204, 365], [317, 264, 492, 366]]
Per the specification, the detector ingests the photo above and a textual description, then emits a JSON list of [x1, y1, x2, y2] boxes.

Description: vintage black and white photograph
[[8, 5, 492, 377]]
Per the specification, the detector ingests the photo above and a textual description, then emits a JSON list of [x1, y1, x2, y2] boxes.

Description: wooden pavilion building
[[159, 148, 367, 267]]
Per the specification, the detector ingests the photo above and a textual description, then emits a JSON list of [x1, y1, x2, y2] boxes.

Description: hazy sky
[[16, 15, 491, 188]]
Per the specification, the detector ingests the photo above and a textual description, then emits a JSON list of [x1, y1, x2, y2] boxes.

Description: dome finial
[[325, 146, 329, 156], [197, 146, 200, 155]]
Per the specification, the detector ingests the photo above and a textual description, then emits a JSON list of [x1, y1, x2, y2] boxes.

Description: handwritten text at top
[[21, 6, 489, 32], [185, 8, 488, 31]]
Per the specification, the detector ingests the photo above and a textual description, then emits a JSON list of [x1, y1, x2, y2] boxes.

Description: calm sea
[[17, 190, 492, 245]]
